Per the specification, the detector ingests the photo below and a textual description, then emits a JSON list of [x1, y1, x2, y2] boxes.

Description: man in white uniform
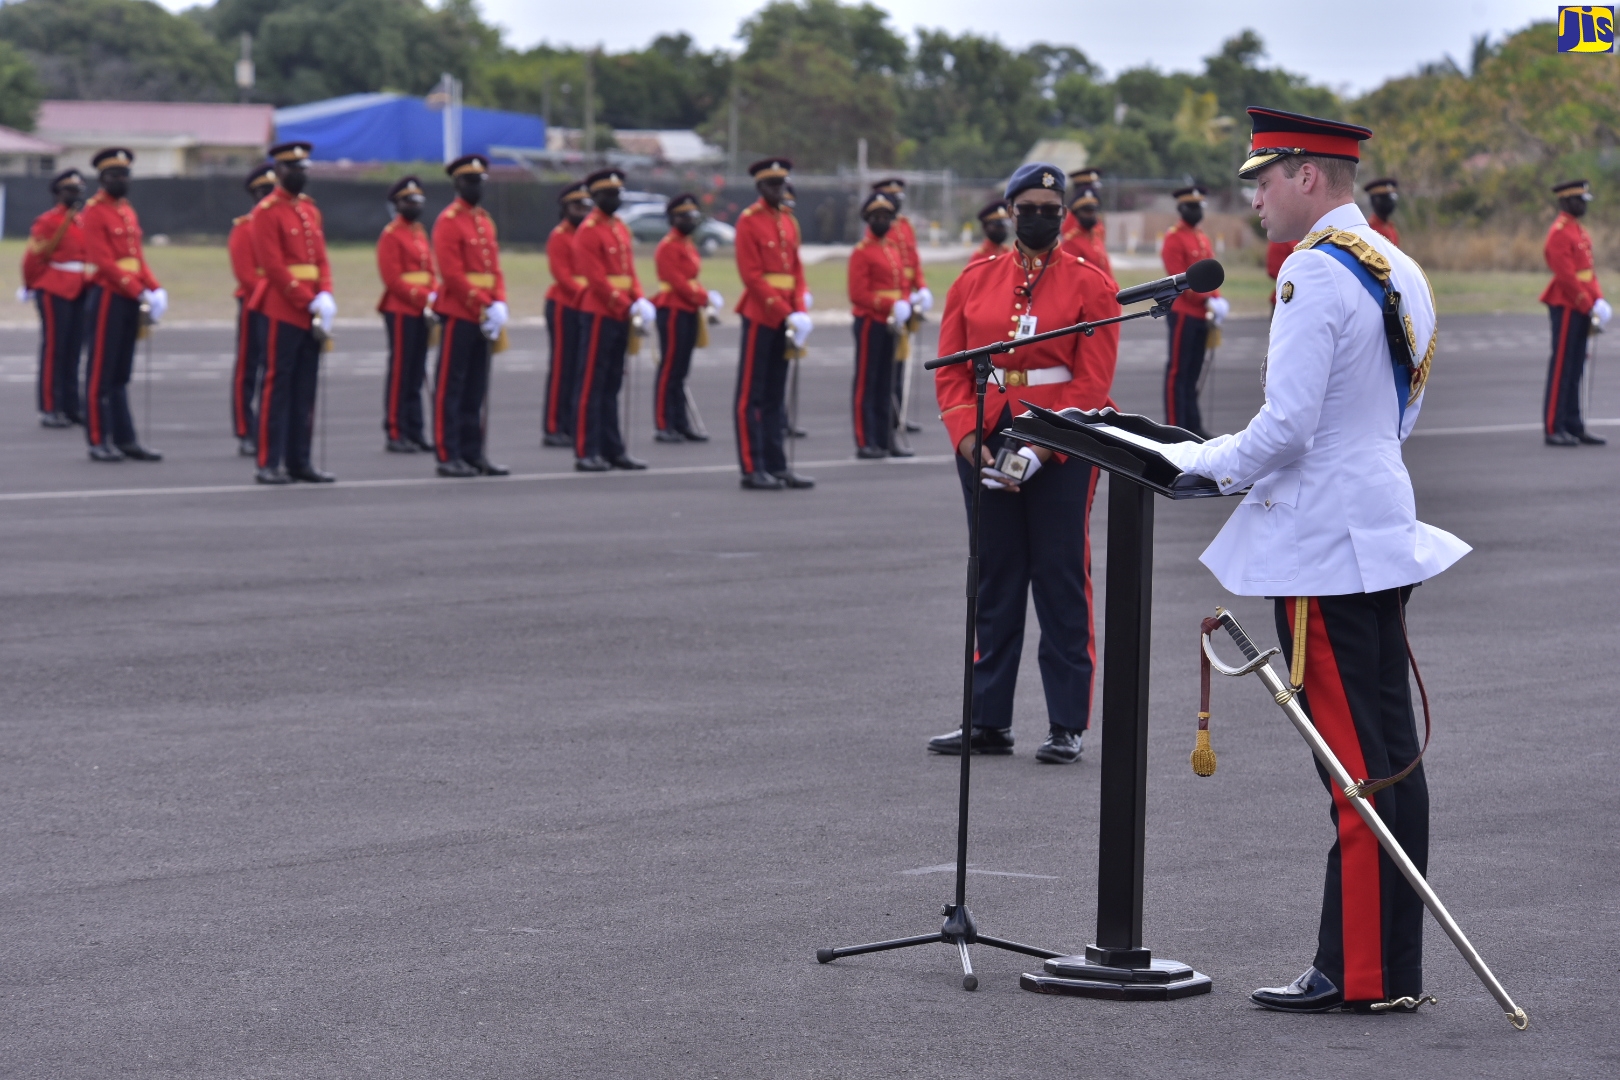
[[1158, 107, 1470, 1014]]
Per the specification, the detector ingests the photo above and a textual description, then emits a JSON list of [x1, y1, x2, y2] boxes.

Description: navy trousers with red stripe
[[231, 297, 268, 439], [954, 408, 1098, 734], [36, 289, 84, 419], [433, 316, 492, 464], [83, 286, 142, 449], [852, 316, 895, 452], [1164, 310, 1208, 433], [1544, 304, 1591, 437], [256, 319, 322, 472], [733, 316, 789, 476], [1275, 590, 1428, 1002], [573, 312, 628, 462], [544, 299, 580, 438], [655, 306, 698, 434], [382, 311, 429, 444]]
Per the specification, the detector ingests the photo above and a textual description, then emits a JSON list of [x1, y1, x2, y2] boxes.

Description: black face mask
[[455, 175, 483, 206], [1370, 194, 1398, 220], [397, 201, 424, 223], [101, 174, 129, 199], [673, 214, 699, 235], [1564, 196, 1589, 218], [57, 185, 84, 208], [867, 216, 892, 237], [1178, 203, 1204, 227], [1015, 213, 1062, 252], [279, 167, 307, 196], [594, 189, 622, 215], [982, 220, 1008, 245]]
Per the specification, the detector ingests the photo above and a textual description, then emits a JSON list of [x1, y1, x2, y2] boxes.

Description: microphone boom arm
[[923, 303, 1169, 372]]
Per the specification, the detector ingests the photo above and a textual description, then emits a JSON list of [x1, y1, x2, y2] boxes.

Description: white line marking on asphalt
[[1411, 418, 1620, 436], [0, 455, 957, 503], [900, 862, 1059, 880]]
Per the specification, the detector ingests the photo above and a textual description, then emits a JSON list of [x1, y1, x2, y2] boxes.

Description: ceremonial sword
[[1198, 607, 1528, 1030]]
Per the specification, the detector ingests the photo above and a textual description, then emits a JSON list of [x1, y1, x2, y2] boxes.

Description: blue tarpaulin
[[273, 94, 545, 163]]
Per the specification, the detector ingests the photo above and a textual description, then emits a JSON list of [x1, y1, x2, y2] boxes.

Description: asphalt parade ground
[[1, 312, 1616, 1078]]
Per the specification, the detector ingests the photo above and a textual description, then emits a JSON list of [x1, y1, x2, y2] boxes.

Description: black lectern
[[1011, 404, 1232, 1000]]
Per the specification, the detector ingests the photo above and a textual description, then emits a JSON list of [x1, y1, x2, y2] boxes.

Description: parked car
[[619, 197, 735, 253]]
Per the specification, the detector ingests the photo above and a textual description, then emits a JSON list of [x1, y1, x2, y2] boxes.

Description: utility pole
[[583, 49, 596, 158], [235, 33, 255, 103], [541, 72, 552, 129]]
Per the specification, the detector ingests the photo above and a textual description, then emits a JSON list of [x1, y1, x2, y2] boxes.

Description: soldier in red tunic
[[22, 168, 88, 428], [927, 162, 1122, 764], [1541, 179, 1611, 445], [870, 177, 932, 436], [973, 199, 1010, 261], [543, 180, 591, 447], [249, 141, 335, 484], [572, 167, 653, 472], [733, 157, 812, 489], [848, 191, 911, 459], [1160, 184, 1227, 438], [1060, 186, 1112, 278], [430, 154, 509, 478], [228, 164, 276, 456], [80, 148, 166, 462], [1062, 168, 1107, 255], [1363, 178, 1401, 246], [376, 175, 437, 455], [652, 193, 720, 443]]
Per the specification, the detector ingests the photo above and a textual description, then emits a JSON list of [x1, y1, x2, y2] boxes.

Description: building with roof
[[272, 93, 544, 165], [0, 125, 62, 176], [36, 101, 274, 178]]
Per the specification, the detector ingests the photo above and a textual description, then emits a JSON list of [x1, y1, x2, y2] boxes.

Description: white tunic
[[1158, 202, 1469, 596]]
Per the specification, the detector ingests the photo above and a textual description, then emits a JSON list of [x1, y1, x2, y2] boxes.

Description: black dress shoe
[[437, 459, 480, 478], [1035, 726, 1084, 764], [1546, 431, 1579, 446], [542, 432, 574, 448], [608, 454, 647, 470], [409, 436, 435, 453], [771, 469, 815, 489], [66, 413, 85, 427], [928, 727, 1015, 755], [856, 446, 887, 459], [904, 420, 922, 433], [888, 445, 915, 458], [740, 470, 784, 490], [469, 457, 510, 476], [88, 442, 125, 462], [786, 425, 808, 438], [575, 456, 611, 472], [1251, 967, 1344, 1013], [255, 466, 290, 485], [117, 443, 163, 461], [237, 436, 257, 457], [1576, 430, 1608, 445], [385, 438, 418, 453], [654, 429, 686, 443], [40, 411, 71, 428], [679, 428, 709, 442], [288, 465, 336, 483]]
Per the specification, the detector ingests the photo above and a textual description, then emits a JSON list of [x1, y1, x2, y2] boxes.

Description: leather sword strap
[[1354, 602, 1433, 798]]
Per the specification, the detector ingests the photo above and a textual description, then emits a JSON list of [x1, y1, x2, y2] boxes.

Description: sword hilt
[[1216, 607, 1262, 661]]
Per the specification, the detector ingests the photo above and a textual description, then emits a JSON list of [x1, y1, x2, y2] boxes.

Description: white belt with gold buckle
[[994, 366, 1069, 388]]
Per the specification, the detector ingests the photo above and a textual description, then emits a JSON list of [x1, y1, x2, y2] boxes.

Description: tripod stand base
[[1020, 947, 1212, 1001], [818, 906, 1064, 991]]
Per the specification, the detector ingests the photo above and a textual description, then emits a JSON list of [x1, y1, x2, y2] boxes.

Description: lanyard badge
[[1015, 314, 1038, 339]]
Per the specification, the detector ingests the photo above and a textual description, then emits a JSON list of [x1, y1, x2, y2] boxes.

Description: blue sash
[[1314, 242, 1414, 428]]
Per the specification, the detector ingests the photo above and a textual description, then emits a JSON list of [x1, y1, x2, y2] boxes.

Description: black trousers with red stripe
[[954, 408, 1098, 734], [382, 311, 429, 444], [1164, 310, 1208, 433], [733, 316, 789, 476], [655, 306, 699, 434], [231, 298, 268, 439], [257, 318, 322, 472], [573, 312, 628, 462], [83, 286, 142, 449], [35, 289, 84, 419], [1544, 304, 1591, 436], [544, 299, 580, 438], [852, 316, 895, 451], [433, 316, 492, 464], [1275, 589, 1428, 1002]]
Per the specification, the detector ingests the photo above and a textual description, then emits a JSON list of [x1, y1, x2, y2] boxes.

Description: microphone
[[1115, 258, 1225, 307]]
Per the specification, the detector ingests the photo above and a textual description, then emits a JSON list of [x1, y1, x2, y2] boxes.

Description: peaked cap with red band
[[1239, 107, 1372, 179]]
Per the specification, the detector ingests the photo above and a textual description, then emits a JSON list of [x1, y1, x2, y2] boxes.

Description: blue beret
[[1005, 163, 1066, 202]]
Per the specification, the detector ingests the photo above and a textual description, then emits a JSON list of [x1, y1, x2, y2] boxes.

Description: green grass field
[[0, 239, 1566, 323]]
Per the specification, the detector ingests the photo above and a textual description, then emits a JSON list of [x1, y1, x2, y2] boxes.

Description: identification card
[[1015, 314, 1038, 340], [994, 446, 1030, 481]]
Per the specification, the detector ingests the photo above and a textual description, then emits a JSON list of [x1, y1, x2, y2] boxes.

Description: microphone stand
[[816, 295, 1173, 990]]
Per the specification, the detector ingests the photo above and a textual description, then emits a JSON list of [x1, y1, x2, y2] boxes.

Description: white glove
[[706, 289, 724, 311], [912, 286, 934, 312], [149, 287, 168, 322], [982, 446, 1042, 489], [426, 291, 437, 306], [891, 299, 912, 326], [630, 296, 657, 326], [308, 290, 336, 333], [1594, 298, 1612, 328], [16, 286, 33, 303], [480, 299, 509, 340], [785, 310, 813, 346], [802, 291, 814, 311], [1207, 295, 1230, 327]]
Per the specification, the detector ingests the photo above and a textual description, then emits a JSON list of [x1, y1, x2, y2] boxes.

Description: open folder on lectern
[[1010, 404, 1233, 499]]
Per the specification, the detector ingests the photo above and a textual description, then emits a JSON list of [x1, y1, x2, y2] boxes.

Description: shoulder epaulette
[[445, 205, 460, 218], [1297, 227, 1392, 282], [254, 194, 276, 211], [739, 205, 759, 218], [232, 214, 249, 227]]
